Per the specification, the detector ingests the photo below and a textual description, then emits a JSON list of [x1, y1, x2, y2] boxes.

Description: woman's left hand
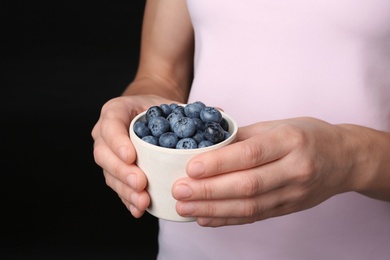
[[172, 117, 360, 227]]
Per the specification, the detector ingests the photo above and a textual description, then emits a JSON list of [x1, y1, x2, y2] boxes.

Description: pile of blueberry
[[133, 101, 231, 149]]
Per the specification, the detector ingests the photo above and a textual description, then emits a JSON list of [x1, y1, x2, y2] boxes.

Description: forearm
[[122, 0, 194, 105], [342, 124, 390, 201]]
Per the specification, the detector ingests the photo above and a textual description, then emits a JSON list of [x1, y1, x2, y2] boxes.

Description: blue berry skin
[[172, 117, 196, 138], [167, 112, 184, 128], [204, 122, 225, 143], [184, 102, 205, 118], [192, 130, 206, 144], [148, 116, 170, 137], [138, 102, 232, 149], [219, 117, 229, 131], [193, 101, 206, 108], [146, 106, 166, 122], [160, 104, 172, 116], [169, 103, 179, 110], [133, 121, 151, 138], [200, 107, 222, 123], [159, 132, 179, 148], [198, 140, 214, 148], [171, 106, 185, 117], [224, 131, 231, 140], [142, 135, 159, 145], [176, 138, 198, 149], [193, 117, 205, 131]]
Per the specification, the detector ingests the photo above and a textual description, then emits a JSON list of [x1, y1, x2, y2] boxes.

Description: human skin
[[92, 0, 194, 218], [91, 0, 390, 227]]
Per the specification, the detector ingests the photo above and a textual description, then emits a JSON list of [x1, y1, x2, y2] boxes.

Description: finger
[[98, 99, 138, 164], [175, 188, 286, 219], [173, 161, 289, 201], [176, 186, 303, 226], [186, 130, 292, 178], [103, 170, 150, 209], [104, 170, 150, 217], [175, 197, 265, 219], [195, 203, 294, 227], [175, 144, 322, 202], [235, 121, 282, 142], [94, 136, 147, 191], [120, 196, 149, 218]]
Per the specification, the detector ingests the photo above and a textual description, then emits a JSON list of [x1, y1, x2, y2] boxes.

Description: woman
[[92, 0, 390, 258]]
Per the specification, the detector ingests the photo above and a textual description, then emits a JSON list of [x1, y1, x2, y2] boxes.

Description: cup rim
[[129, 106, 238, 155]]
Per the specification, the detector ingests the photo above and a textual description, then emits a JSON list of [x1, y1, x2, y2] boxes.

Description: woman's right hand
[[91, 94, 175, 217]]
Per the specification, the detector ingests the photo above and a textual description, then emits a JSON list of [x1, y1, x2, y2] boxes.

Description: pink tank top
[[158, 1, 390, 259]]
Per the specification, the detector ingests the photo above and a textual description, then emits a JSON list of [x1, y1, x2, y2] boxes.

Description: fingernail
[[188, 161, 205, 177], [127, 174, 137, 189], [179, 202, 195, 216], [174, 184, 192, 199]]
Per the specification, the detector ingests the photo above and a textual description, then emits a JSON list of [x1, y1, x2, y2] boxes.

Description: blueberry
[[204, 122, 225, 143], [184, 102, 205, 118], [224, 131, 231, 140], [200, 107, 222, 123], [146, 106, 166, 122], [148, 116, 170, 137], [169, 103, 179, 110], [219, 117, 229, 131], [142, 135, 159, 145], [193, 101, 206, 108], [159, 132, 179, 148], [171, 106, 185, 116], [192, 130, 206, 144], [198, 140, 214, 148], [133, 120, 151, 138], [139, 102, 231, 149], [176, 138, 198, 149], [193, 117, 205, 131], [160, 104, 172, 116], [167, 112, 184, 128], [172, 117, 196, 138]]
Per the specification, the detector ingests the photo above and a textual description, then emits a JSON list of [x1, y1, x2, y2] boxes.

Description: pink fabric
[[158, 1, 390, 259]]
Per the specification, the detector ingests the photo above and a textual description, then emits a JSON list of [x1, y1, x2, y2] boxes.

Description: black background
[[1, 1, 160, 259]]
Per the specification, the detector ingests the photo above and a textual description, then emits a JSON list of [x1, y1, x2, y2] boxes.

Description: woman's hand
[[172, 117, 368, 227], [92, 94, 175, 217]]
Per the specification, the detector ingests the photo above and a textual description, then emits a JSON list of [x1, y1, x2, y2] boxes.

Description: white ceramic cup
[[129, 107, 238, 222]]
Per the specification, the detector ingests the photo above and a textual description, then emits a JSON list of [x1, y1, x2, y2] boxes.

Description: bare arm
[[123, 0, 194, 103], [341, 124, 390, 201], [92, 0, 194, 218], [172, 118, 390, 227]]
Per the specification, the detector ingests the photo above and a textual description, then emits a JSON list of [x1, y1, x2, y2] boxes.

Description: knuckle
[[240, 142, 264, 167], [288, 126, 308, 148], [280, 123, 309, 150], [99, 113, 113, 134], [295, 158, 316, 184], [202, 181, 216, 200], [101, 98, 118, 114], [103, 170, 114, 188], [294, 189, 308, 204], [241, 200, 260, 218], [99, 101, 121, 130], [240, 174, 262, 197], [92, 144, 104, 165], [91, 123, 99, 139], [204, 203, 217, 216]]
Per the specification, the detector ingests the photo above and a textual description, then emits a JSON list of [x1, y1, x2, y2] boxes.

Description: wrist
[[338, 124, 390, 200]]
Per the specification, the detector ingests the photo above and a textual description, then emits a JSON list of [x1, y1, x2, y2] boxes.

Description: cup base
[[146, 208, 196, 222]]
